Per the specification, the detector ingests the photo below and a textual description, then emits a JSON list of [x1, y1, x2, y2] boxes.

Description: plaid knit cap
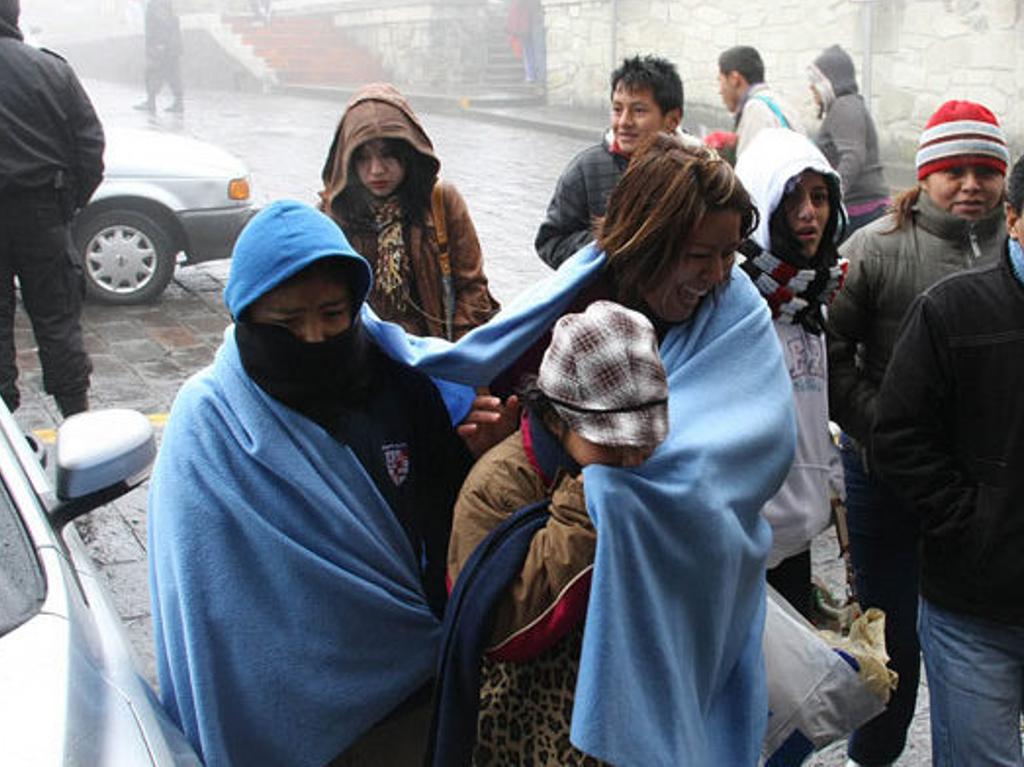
[[538, 300, 669, 450], [915, 100, 1009, 180]]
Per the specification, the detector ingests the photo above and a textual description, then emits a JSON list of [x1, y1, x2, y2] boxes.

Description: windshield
[[0, 482, 45, 638]]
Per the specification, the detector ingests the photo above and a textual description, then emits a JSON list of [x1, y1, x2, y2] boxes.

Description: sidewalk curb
[[275, 83, 600, 142]]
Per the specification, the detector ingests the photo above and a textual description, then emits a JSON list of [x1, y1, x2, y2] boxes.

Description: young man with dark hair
[[535, 54, 690, 269], [718, 45, 803, 157]]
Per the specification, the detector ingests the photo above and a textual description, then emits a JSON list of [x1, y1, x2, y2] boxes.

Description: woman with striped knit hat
[[826, 99, 1010, 767]]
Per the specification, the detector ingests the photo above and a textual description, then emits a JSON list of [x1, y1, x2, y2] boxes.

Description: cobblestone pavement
[[12, 79, 932, 766]]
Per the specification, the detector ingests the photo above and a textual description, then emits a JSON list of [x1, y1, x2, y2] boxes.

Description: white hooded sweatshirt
[[735, 128, 843, 567]]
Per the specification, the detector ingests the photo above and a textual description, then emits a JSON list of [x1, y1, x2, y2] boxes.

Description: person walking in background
[[319, 83, 499, 340], [872, 153, 1024, 767], [506, 0, 545, 83], [827, 99, 1010, 767], [0, 0, 103, 418], [808, 45, 890, 236], [718, 45, 805, 158], [534, 55, 689, 269], [735, 128, 847, 620], [134, 0, 183, 113]]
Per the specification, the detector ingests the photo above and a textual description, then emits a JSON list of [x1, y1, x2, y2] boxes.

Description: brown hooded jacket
[[320, 83, 499, 339]]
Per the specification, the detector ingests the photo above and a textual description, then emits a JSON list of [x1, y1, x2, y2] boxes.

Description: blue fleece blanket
[[149, 335, 442, 767], [365, 245, 797, 766]]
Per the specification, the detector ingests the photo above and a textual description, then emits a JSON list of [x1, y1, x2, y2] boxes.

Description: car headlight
[[228, 177, 251, 201]]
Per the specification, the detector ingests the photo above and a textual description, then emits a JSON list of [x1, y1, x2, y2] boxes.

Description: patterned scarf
[[371, 196, 410, 315], [738, 240, 848, 333]]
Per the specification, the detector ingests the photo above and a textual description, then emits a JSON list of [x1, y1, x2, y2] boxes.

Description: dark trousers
[[841, 436, 920, 765], [0, 194, 91, 412], [767, 549, 813, 622], [144, 50, 183, 104]]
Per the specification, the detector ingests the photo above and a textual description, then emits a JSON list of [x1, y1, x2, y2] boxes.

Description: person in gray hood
[[808, 45, 889, 236]]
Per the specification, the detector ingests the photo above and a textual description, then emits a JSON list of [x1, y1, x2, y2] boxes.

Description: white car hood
[[104, 128, 248, 180]]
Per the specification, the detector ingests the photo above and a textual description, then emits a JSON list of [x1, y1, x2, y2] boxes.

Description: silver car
[[0, 404, 201, 765], [73, 127, 256, 304]]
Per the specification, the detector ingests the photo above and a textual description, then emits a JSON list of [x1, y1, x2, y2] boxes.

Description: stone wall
[[328, 0, 488, 89], [543, 0, 1023, 178]]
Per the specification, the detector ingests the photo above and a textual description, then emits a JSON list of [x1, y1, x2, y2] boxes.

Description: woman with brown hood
[[319, 83, 500, 340]]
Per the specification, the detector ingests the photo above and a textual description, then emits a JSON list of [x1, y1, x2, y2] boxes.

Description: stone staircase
[[222, 12, 388, 87]]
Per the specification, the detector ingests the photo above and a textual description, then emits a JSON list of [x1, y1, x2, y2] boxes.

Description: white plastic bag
[[762, 587, 892, 764]]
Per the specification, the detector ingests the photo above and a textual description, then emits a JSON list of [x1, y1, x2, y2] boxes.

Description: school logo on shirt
[[382, 443, 410, 486]]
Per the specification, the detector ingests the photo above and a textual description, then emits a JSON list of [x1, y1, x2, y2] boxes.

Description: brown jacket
[[448, 424, 595, 659], [320, 83, 499, 339]]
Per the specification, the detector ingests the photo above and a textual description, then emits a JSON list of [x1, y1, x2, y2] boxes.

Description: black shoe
[[133, 100, 156, 112], [165, 101, 184, 113], [55, 392, 89, 419], [24, 433, 48, 468]]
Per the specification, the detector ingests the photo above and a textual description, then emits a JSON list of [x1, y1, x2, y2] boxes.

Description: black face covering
[[235, 319, 373, 423]]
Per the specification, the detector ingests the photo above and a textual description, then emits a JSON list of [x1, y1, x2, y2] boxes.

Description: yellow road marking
[[32, 412, 170, 445]]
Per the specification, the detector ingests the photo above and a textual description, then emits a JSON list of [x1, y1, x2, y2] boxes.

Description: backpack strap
[[431, 182, 456, 340], [752, 94, 792, 130]]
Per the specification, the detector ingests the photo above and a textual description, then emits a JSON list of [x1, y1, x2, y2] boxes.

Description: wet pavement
[[12, 78, 933, 766]]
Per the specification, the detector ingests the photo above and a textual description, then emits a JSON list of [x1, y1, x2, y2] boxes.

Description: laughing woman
[[414, 135, 797, 766], [319, 83, 499, 340]]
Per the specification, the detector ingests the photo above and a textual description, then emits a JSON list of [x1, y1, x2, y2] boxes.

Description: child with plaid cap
[[446, 299, 669, 765]]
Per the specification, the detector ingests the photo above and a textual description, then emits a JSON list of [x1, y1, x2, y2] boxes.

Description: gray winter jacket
[[827, 192, 1006, 445]]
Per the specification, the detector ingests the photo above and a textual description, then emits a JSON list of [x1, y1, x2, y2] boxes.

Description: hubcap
[[85, 224, 157, 295]]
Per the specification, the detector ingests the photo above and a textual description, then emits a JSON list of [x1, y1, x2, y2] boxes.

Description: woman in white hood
[[735, 128, 847, 618]]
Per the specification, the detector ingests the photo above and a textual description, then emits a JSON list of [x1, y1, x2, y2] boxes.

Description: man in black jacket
[[133, 0, 183, 113], [534, 55, 684, 269], [0, 0, 104, 418], [872, 154, 1024, 765]]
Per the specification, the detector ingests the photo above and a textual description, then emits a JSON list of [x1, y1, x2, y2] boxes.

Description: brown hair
[[886, 186, 919, 231], [596, 134, 758, 310]]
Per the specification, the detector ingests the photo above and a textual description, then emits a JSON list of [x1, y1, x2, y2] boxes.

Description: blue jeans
[[841, 436, 920, 765], [918, 598, 1024, 767]]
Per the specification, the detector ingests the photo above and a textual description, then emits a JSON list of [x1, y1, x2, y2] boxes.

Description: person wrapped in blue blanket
[[148, 200, 482, 767], [402, 135, 797, 765], [447, 299, 671, 765]]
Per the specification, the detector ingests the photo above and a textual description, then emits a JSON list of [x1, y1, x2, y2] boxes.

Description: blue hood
[[223, 199, 373, 319]]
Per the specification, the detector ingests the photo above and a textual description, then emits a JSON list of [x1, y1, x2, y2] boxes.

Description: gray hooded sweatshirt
[[810, 45, 889, 208]]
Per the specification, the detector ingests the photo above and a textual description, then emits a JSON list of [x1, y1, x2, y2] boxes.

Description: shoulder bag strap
[[431, 181, 456, 340], [752, 94, 791, 130]]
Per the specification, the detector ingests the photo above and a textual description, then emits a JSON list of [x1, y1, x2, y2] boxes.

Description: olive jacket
[[827, 192, 1006, 447]]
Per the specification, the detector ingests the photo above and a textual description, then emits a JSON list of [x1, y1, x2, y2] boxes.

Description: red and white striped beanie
[[915, 100, 1009, 180]]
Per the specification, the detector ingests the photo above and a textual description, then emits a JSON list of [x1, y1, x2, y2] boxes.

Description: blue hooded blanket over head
[[151, 200, 796, 767], [150, 201, 446, 767]]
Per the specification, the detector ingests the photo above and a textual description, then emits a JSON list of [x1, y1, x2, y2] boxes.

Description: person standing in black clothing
[[134, 0, 183, 113], [872, 154, 1024, 765], [0, 0, 104, 418]]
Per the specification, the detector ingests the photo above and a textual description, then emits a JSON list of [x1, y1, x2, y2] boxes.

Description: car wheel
[[75, 209, 177, 304]]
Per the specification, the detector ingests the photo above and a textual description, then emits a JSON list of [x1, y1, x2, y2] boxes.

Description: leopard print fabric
[[473, 626, 608, 766]]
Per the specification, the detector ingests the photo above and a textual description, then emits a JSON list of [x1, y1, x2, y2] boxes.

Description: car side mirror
[[49, 409, 156, 531]]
